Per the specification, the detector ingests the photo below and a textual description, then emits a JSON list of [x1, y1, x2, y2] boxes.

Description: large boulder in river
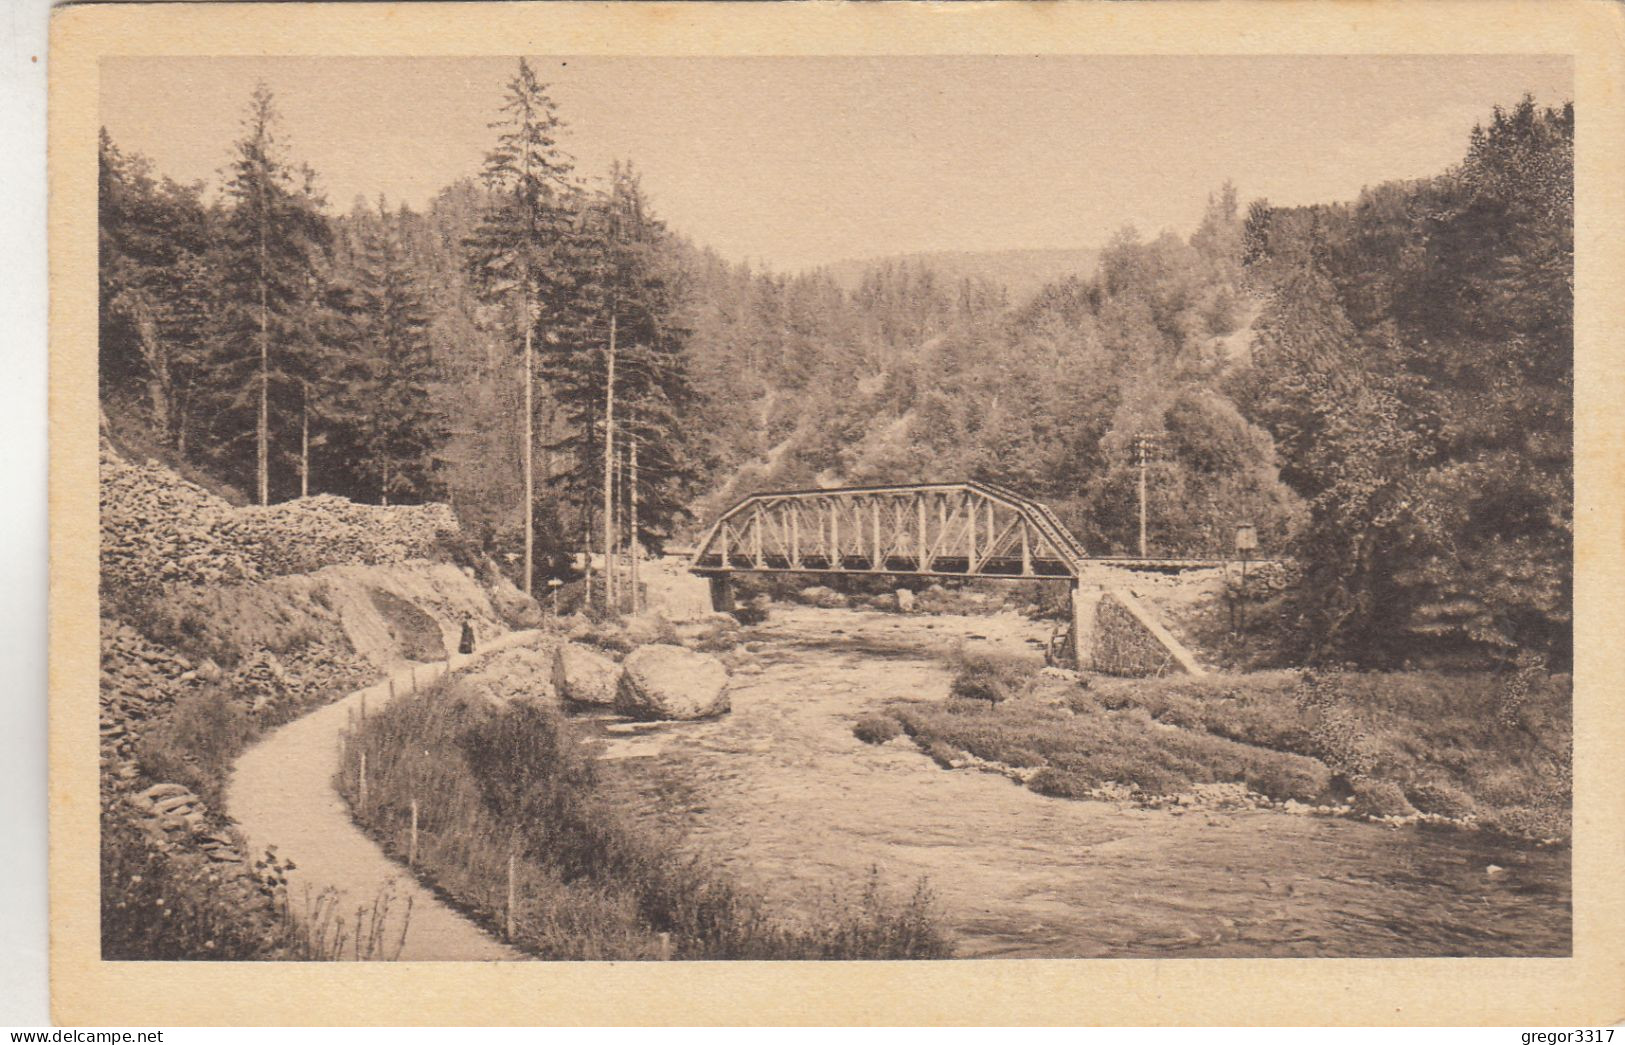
[[616, 643, 731, 720], [619, 613, 679, 647], [460, 645, 557, 707], [895, 588, 917, 613], [551, 643, 622, 707]]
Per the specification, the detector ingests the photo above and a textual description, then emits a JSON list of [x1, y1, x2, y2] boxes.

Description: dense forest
[[98, 59, 1572, 668]]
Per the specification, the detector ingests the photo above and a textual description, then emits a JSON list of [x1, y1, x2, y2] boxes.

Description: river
[[592, 605, 1571, 958]]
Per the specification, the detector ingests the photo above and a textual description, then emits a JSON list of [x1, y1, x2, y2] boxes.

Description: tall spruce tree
[[333, 199, 447, 504], [465, 59, 577, 594], [544, 162, 697, 575], [210, 83, 333, 504], [98, 130, 215, 453]]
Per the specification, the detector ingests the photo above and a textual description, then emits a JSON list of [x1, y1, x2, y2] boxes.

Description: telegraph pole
[[629, 423, 640, 615], [1136, 434, 1151, 558], [603, 312, 617, 615]]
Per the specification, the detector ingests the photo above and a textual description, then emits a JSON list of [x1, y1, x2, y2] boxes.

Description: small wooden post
[[657, 931, 672, 961], [505, 853, 517, 941], [408, 799, 419, 868], [359, 693, 366, 725], [358, 752, 368, 816], [388, 677, 395, 701], [410, 666, 417, 693]]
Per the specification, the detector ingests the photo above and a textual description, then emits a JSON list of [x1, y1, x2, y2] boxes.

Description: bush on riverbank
[[947, 647, 1043, 706], [894, 656, 1571, 842], [339, 678, 954, 959]]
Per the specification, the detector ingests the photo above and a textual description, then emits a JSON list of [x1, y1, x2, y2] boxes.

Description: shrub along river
[[593, 606, 1571, 958]]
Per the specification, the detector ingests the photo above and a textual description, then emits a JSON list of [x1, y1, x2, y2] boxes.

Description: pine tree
[[98, 130, 215, 452], [465, 59, 577, 594], [208, 83, 333, 504], [335, 199, 447, 504], [542, 162, 697, 578]]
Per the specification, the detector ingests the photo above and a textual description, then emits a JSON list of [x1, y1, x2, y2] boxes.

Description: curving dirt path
[[227, 631, 541, 961]]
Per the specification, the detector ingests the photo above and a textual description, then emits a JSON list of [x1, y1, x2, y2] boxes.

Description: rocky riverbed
[[593, 605, 1571, 958]]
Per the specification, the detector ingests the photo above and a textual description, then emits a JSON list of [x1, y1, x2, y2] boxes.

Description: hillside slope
[[99, 442, 542, 959]]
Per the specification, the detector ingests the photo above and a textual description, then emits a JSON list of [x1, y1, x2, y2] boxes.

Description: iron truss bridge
[[692, 481, 1105, 580]]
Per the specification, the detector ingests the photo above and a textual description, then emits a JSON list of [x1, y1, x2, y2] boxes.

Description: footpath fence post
[[409, 799, 419, 868], [358, 752, 368, 816], [506, 853, 517, 941], [388, 677, 395, 701]]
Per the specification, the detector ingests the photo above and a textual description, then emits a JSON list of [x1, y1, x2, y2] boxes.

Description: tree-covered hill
[[97, 66, 1571, 667], [819, 247, 1103, 306]]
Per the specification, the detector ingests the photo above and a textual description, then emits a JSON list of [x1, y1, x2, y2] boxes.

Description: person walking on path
[[458, 616, 477, 655]]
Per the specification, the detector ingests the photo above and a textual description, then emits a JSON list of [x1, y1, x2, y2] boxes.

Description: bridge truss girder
[[690, 481, 1085, 580]]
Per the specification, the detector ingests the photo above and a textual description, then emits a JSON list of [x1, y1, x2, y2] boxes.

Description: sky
[[100, 54, 1572, 273]]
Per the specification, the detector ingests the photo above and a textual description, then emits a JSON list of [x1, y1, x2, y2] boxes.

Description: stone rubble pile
[[99, 620, 205, 762], [225, 495, 460, 578], [236, 641, 375, 719], [101, 441, 465, 594], [99, 446, 261, 592], [100, 619, 373, 763], [123, 783, 248, 866]]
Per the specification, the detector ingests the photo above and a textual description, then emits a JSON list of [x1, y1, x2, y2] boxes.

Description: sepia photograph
[[44, 0, 1625, 1027]]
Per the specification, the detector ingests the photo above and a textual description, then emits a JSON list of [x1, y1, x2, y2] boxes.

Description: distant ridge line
[[814, 246, 1102, 304]]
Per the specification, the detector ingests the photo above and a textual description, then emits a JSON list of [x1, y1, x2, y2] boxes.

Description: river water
[[593, 606, 1571, 958]]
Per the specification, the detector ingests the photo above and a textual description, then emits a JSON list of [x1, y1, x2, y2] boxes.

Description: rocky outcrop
[[616, 644, 731, 720], [895, 588, 917, 613], [552, 643, 622, 706], [486, 572, 544, 628], [619, 613, 680, 647]]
